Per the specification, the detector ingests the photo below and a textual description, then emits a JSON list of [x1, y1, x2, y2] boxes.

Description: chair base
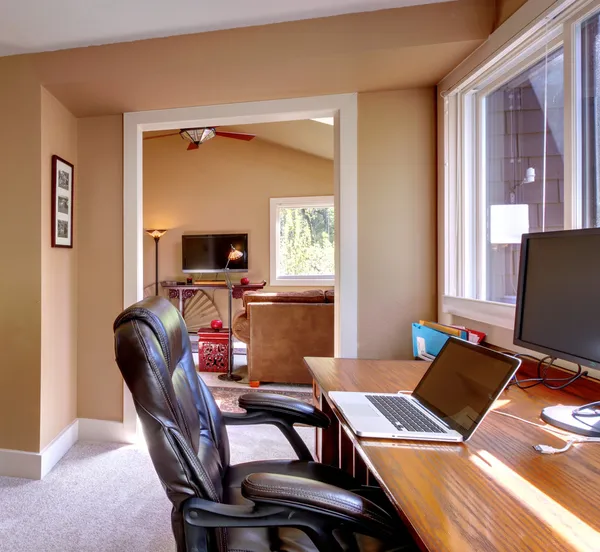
[[218, 373, 243, 382]]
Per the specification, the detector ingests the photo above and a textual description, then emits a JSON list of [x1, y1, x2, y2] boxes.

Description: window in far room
[[270, 196, 334, 286]]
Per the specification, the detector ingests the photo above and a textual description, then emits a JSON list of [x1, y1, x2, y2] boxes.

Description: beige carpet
[[0, 427, 314, 551]]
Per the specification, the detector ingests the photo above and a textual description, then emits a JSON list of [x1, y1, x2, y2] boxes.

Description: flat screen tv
[[182, 233, 248, 273]]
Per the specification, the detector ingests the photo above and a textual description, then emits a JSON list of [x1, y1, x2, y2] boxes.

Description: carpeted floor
[[0, 404, 315, 551]]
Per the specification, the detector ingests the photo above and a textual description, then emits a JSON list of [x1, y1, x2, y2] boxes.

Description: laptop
[[329, 338, 521, 442]]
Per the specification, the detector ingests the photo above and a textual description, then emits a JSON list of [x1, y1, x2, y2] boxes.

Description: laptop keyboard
[[366, 395, 446, 433]]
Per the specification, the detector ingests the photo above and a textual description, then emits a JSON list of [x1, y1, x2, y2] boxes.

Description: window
[[484, 49, 565, 304], [442, 0, 600, 328], [581, 12, 600, 227], [270, 196, 334, 286]]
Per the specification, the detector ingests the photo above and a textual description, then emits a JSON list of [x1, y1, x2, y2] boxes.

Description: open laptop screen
[[413, 338, 520, 438]]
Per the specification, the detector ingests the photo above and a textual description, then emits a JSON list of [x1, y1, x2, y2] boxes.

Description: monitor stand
[[541, 405, 600, 437]]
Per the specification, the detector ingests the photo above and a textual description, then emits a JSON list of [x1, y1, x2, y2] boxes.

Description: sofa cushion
[[243, 290, 325, 308], [324, 290, 335, 303]]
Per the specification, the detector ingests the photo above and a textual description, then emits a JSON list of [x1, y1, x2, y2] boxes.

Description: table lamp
[[218, 245, 244, 382], [145, 229, 168, 295]]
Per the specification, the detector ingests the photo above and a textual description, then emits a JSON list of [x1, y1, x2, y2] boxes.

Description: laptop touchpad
[[348, 404, 380, 417]]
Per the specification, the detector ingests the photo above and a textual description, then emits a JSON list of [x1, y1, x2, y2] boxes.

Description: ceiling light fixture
[[180, 128, 217, 150]]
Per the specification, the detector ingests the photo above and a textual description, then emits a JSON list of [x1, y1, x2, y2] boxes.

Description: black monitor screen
[[182, 233, 248, 273], [413, 339, 520, 438], [514, 228, 600, 367]]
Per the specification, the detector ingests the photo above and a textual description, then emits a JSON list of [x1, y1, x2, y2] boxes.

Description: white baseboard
[[40, 420, 79, 478], [0, 419, 79, 480], [78, 418, 134, 444], [0, 418, 134, 480], [0, 447, 42, 479]]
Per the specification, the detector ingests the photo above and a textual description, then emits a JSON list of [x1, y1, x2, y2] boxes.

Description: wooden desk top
[[305, 357, 600, 552]]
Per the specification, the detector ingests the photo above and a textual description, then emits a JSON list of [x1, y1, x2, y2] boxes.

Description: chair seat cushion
[[222, 461, 394, 552]]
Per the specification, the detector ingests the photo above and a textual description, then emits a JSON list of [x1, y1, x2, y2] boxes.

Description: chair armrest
[[241, 473, 397, 539], [238, 393, 330, 427], [222, 393, 329, 461], [183, 477, 407, 552]]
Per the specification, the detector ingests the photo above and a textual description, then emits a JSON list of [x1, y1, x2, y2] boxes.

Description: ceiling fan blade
[[187, 142, 200, 151], [143, 132, 180, 140], [215, 131, 256, 141]]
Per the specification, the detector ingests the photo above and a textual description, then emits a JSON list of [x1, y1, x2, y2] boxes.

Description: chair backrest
[[113, 297, 230, 546]]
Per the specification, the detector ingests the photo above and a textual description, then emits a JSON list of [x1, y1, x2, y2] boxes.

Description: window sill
[[442, 296, 516, 330], [271, 277, 334, 287]]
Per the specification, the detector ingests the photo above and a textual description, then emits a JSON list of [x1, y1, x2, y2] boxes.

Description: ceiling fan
[[144, 127, 256, 150]]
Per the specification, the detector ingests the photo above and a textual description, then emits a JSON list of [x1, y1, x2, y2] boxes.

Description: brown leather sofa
[[232, 290, 334, 386]]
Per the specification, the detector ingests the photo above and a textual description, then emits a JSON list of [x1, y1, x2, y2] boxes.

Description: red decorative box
[[197, 328, 229, 372]]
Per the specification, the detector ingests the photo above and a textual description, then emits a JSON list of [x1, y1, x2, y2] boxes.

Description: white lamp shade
[[490, 204, 530, 244]]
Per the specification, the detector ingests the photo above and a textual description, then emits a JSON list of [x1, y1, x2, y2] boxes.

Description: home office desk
[[305, 357, 600, 552]]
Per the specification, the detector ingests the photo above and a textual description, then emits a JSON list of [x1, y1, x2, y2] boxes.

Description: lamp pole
[[145, 230, 168, 296], [154, 236, 160, 295], [218, 245, 243, 382]]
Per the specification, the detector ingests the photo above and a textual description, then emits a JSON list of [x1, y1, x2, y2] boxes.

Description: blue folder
[[411, 323, 452, 359]]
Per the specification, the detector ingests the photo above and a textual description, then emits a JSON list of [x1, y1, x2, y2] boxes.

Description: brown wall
[[0, 57, 42, 452], [77, 116, 124, 422], [40, 89, 78, 449], [495, 0, 529, 28], [143, 134, 333, 320], [357, 89, 437, 359]]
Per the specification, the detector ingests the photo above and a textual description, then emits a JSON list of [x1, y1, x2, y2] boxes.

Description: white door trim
[[123, 93, 358, 437]]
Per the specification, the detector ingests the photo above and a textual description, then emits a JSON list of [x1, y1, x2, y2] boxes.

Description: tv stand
[[541, 404, 600, 437]]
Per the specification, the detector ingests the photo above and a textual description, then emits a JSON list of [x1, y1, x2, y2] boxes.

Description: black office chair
[[113, 297, 412, 552]]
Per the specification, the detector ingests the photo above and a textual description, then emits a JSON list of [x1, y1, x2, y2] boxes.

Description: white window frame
[[270, 195, 335, 286], [441, 0, 600, 329]]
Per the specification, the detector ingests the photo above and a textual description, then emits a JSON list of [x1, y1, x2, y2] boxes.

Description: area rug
[[211, 386, 312, 413]]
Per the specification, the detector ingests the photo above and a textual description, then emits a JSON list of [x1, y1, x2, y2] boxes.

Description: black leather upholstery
[[113, 297, 413, 552], [238, 393, 330, 428]]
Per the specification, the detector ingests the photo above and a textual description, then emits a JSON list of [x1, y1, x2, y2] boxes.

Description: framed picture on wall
[[51, 155, 74, 248]]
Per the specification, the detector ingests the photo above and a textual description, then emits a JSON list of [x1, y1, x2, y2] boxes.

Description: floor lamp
[[145, 229, 168, 295], [218, 244, 244, 382]]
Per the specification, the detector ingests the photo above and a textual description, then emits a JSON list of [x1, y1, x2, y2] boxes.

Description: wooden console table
[[161, 281, 266, 317], [306, 357, 600, 552]]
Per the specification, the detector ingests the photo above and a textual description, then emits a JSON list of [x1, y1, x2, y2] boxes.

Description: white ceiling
[[0, 0, 449, 56]]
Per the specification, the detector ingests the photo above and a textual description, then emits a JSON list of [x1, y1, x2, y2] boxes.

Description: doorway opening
[[123, 94, 358, 440]]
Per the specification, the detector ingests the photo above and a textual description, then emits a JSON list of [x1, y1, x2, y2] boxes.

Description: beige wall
[[357, 90, 437, 359], [77, 116, 124, 422], [0, 1, 494, 443], [0, 57, 42, 452], [143, 134, 333, 319], [40, 89, 78, 449], [495, 0, 529, 28]]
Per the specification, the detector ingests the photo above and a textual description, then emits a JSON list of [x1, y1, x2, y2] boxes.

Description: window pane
[[484, 48, 564, 303], [581, 13, 600, 227], [278, 206, 334, 277]]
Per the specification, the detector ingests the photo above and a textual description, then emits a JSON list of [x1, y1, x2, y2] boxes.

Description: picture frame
[[51, 155, 74, 248]]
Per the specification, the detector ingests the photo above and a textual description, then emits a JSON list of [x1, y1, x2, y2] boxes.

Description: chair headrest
[[114, 296, 184, 376]]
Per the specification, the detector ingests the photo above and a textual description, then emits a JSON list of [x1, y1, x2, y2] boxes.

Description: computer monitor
[[514, 228, 600, 436], [514, 228, 600, 367]]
